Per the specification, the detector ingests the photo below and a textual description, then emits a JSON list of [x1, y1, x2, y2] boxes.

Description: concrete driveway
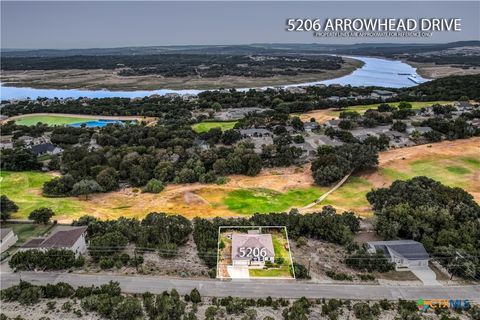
[[227, 266, 250, 279], [410, 266, 441, 286]]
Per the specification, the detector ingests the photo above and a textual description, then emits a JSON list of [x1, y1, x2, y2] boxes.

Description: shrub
[[326, 271, 353, 281], [143, 179, 164, 193], [99, 257, 115, 269]]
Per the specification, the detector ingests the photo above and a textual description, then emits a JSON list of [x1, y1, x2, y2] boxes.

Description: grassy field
[[13, 115, 97, 126], [224, 187, 324, 215], [192, 121, 237, 133], [1, 139, 477, 221], [0, 171, 85, 220], [314, 140, 480, 215]]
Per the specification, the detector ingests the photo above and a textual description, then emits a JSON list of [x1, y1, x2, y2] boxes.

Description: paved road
[[1, 272, 479, 302]]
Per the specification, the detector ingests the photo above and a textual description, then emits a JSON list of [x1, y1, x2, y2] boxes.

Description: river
[[0, 56, 429, 100]]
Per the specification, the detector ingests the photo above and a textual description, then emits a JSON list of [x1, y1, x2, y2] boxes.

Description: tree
[[111, 296, 143, 320], [1, 195, 18, 221], [0, 148, 41, 171], [71, 179, 103, 199], [398, 101, 412, 110], [28, 207, 54, 224], [391, 121, 407, 132], [143, 178, 164, 193], [189, 288, 202, 304], [96, 168, 119, 192], [290, 116, 304, 131]]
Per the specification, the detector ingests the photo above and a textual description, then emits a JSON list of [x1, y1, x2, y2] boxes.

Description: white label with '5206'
[[239, 247, 267, 258]]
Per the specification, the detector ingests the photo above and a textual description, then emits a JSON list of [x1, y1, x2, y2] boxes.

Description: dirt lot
[[82, 165, 316, 221], [0, 58, 362, 90]]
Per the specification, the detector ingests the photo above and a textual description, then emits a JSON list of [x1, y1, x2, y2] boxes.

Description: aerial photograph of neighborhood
[[0, 0, 479, 319]]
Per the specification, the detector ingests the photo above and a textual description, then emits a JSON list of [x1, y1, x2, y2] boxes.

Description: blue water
[[293, 56, 429, 88], [0, 56, 429, 100], [69, 119, 124, 128]]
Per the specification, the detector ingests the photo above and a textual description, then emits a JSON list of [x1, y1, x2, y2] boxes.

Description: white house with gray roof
[[367, 240, 430, 270], [231, 233, 275, 267]]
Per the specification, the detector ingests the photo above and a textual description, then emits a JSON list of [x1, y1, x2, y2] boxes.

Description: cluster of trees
[[0, 148, 41, 171], [311, 143, 379, 186], [338, 102, 416, 131], [9, 249, 85, 271], [422, 117, 480, 141], [194, 207, 360, 268], [73, 213, 192, 264], [1, 53, 344, 77], [38, 123, 265, 197], [367, 176, 480, 279]]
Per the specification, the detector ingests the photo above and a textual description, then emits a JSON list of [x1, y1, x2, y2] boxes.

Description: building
[[231, 233, 275, 267], [0, 228, 18, 253], [21, 227, 88, 257], [371, 90, 396, 100], [30, 143, 63, 156], [303, 121, 320, 132], [367, 240, 430, 270]]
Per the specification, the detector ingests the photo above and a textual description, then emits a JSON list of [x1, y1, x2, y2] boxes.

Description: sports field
[[13, 115, 96, 126], [192, 121, 237, 133]]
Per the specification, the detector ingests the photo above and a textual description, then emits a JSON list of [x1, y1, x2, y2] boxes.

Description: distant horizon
[[2, 1, 478, 49], [2, 40, 479, 52]]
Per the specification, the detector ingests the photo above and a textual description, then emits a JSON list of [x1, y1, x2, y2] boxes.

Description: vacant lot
[[2, 138, 478, 222], [192, 121, 237, 133]]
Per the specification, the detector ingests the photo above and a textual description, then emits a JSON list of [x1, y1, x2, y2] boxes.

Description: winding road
[[1, 272, 479, 302]]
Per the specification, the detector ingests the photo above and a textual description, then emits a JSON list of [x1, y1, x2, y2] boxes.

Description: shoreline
[[0, 57, 364, 92]]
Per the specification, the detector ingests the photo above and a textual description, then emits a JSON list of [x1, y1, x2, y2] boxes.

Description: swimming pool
[[69, 119, 125, 128]]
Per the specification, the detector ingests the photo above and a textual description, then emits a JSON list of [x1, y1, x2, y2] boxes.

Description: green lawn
[[0, 171, 84, 219], [329, 101, 453, 117], [321, 177, 373, 212], [249, 230, 293, 278], [224, 187, 324, 214], [14, 115, 96, 126], [192, 121, 237, 133], [320, 154, 479, 215]]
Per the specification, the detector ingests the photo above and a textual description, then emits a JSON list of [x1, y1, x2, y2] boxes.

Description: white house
[[30, 143, 63, 157], [367, 240, 430, 270], [21, 226, 88, 257], [0, 228, 18, 253], [231, 233, 275, 267]]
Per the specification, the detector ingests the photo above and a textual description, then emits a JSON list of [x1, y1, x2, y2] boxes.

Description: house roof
[[368, 240, 430, 261], [0, 228, 14, 240], [22, 227, 87, 249], [231, 233, 275, 260], [30, 143, 61, 155]]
